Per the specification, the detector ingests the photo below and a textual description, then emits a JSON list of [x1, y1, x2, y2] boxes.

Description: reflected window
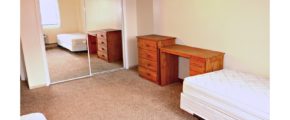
[[39, 0, 61, 27]]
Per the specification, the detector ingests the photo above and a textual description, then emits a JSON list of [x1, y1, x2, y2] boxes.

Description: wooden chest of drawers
[[94, 29, 123, 62], [137, 34, 176, 84]]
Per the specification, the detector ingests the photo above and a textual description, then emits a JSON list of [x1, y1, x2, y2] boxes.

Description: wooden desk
[[160, 45, 225, 86]]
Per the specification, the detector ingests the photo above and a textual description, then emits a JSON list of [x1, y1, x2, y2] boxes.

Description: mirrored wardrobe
[[40, 0, 123, 83], [85, 0, 123, 74]]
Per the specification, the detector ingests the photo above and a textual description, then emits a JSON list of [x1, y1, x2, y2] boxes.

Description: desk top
[[160, 44, 225, 58], [87, 29, 121, 35], [137, 34, 176, 41]]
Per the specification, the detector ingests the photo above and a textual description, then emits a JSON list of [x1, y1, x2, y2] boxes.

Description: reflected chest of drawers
[[94, 29, 123, 62], [87, 33, 97, 54], [137, 34, 176, 84]]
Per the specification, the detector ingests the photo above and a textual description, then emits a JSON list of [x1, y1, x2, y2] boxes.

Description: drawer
[[97, 32, 106, 39], [139, 49, 157, 61], [139, 58, 157, 71], [97, 38, 107, 46], [190, 57, 206, 65], [98, 51, 108, 61], [98, 44, 107, 53], [209, 56, 224, 71], [138, 66, 158, 83], [190, 70, 203, 76], [190, 58, 205, 72], [190, 65, 205, 73], [138, 39, 157, 51]]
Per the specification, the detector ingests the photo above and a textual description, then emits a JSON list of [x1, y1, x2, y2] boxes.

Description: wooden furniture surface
[[89, 29, 123, 62], [137, 34, 176, 85], [160, 45, 224, 58], [160, 44, 225, 86], [87, 33, 97, 54]]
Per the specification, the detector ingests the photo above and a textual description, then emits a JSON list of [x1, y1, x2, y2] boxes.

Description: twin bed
[[181, 69, 269, 120], [57, 33, 87, 52]]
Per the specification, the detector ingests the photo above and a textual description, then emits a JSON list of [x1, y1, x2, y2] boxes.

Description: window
[[39, 0, 61, 27]]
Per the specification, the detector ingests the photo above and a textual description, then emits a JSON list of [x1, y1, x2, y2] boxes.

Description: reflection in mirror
[[85, 0, 124, 74], [40, 0, 90, 83]]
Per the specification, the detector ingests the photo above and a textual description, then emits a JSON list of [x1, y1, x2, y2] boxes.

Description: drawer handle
[[101, 41, 105, 44], [145, 44, 150, 47], [102, 55, 105, 57], [146, 73, 151, 76], [102, 48, 105, 50], [146, 55, 151, 58], [101, 35, 104, 37]]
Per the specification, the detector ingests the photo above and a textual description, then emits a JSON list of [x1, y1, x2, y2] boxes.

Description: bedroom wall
[[43, 0, 84, 44], [122, 0, 138, 68], [157, 0, 269, 78], [20, 41, 27, 81], [85, 0, 122, 31], [136, 0, 154, 35], [21, 0, 50, 89]]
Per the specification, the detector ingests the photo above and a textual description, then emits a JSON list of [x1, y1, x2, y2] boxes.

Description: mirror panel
[[41, 0, 124, 83], [85, 0, 124, 74], [41, 0, 90, 83]]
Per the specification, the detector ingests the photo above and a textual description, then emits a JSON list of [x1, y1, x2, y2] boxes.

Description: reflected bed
[[57, 33, 87, 52]]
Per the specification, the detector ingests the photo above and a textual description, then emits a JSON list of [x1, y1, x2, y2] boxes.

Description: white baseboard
[[29, 83, 47, 89]]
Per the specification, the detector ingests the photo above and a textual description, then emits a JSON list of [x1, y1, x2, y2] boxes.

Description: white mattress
[[182, 69, 269, 120], [57, 33, 87, 51], [21, 113, 47, 120]]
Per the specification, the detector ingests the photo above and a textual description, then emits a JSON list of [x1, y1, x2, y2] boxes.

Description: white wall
[[85, 0, 122, 31], [20, 41, 27, 81], [136, 0, 154, 35], [157, 0, 269, 78], [122, 0, 138, 68], [153, 0, 161, 34], [21, 0, 50, 89]]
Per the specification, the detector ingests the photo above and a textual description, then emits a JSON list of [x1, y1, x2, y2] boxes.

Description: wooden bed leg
[[193, 114, 205, 120]]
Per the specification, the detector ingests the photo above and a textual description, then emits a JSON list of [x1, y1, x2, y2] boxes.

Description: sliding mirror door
[[85, 0, 124, 74], [40, 0, 90, 83]]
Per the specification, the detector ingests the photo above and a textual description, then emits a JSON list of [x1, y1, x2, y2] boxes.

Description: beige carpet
[[46, 47, 123, 83], [21, 69, 197, 120], [90, 54, 123, 73]]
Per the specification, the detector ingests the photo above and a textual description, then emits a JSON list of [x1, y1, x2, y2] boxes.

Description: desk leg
[[160, 52, 179, 86]]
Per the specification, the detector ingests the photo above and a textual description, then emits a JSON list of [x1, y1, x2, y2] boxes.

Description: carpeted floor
[[21, 69, 197, 120], [46, 47, 123, 83], [90, 54, 123, 74]]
